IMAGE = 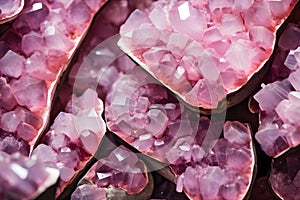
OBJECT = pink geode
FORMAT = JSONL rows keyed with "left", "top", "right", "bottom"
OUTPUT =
{"left": 0, "top": 0, "right": 107, "bottom": 156}
{"left": 71, "top": 145, "right": 149, "bottom": 200}
{"left": 106, "top": 66, "right": 255, "bottom": 200}
{"left": 118, "top": 0, "right": 297, "bottom": 109}
{"left": 0, "top": 151, "right": 59, "bottom": 199}
{"left": 0, "top": 0, "right": 24, "bottom": 24}
{"left": 32, "top": 89, "right": 106, "bottom": 195}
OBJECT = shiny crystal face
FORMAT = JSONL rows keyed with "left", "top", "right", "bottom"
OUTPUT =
{"left": 0, "top": 0, "right": 300, "bottom": 200}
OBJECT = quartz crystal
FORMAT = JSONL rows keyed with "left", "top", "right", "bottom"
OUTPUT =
{"left": 106, "top": 66, "right": 255, "bottom": 199}
{"left": 269, "top": 149, "right": 300, "bottom": 200}
{"left": 0, "top": 151, "right": 59, "bottom": 199}
{"left": 32, "top": 89, "right": 106, "bottom": 195}
{"left": 1, "top": 0, "right": 300, "bottom": 199}
{"left": 254, "top": 27, "right": 300, "bottom": 157}
{"left": 118, "top": 0, "right": 296, "bottom": 109}
{"left": 71, "top": 145, "right": 149, "bottom": 199}
{"left": 0, "top": 0, "right": 24, "bottom": 24}
{"left": 0, "top": 0, "right": 107, "bottom": 158}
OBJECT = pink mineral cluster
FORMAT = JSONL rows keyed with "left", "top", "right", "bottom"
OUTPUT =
{"left": 118, "top": 0, "right": 296, "bottom": 109}
{"left": 32, "top": 89, "right": 106, "bottom": 194}
{"left": 254, "top": 29, "right": 300, "bottom": 157}
{"left": 106, "top": 66, "right": 255, "bottom": 199}
{"left": 0, "top": 0, "right": 107, "bottom": 157}
{"left": 0, "top": 0, "right": 24, "bottom": 24}
{"left": 269, "top": 149, "right": 300, "bottom": 200}
{"left": 0, "top": 151, "right": 59, "bottom": 199}
{"left": 71, "top": 146, "right": 149, "bottom": 200}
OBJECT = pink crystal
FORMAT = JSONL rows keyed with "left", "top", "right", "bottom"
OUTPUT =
{"left": 249, "top": 26, "right": 274, "bottom": 50}
{"left": 80, "top": 130, "right": 99, "bottom": 155}
{"left": 11, "top": 76, "right": 47, "bottom": 112}
{"left": 0, "top": 50, "right": 24, "bottom": 78}
{"left": 24, "top": 52, "right": 56, "bottom": 81}
{"left": 67, "top": 2, "right": 91, "bottom": 27}
{"left": 92, "top": 146, "right": 148, "bottom": 194}
{"left": 0, "top": 151, "right": 59, "bottom": 199}
{"left": 169, "top": 1, "right": 207, "bottom": 41}
{"left": 51, "top": 112, "right": 79, "bottom": 141}
{"left": 0, "top": 110, "right": 21, "bottom": 133}
{"left": 254, "top": 79, "right": 292, "bottom": 112}
{"left": 16, "top": 122, "right": 38, "bottom": 141}
{"left": 278, "top": 24, "right": 300, "bottom": 50}
{"left": 14, "top": 2, "right": 49, "bottom": 32}
{"left": 71, "top": 184, "right": 106, "bottom": 200}
{"left": 59, "top": 166, "right": 75, "bottom": 182}
{"left": 32, "top": 144, "right": 57, "bottom": 166}
{"left": 220, "top": 14, "right": 244, "bottom": 37}
{"left": 118, "top": 0, "right": 296, "bottom": 109}
{"left": 0, "top": 133, "right": 29, "bottom": 155}
{"left": 0, "top": 0, "right": 23, "bottom": 24}
{"left": 57, "top": 147, "right": 80, "bottom": 169}
{"left": 0, "top": 78, "right": 17, "bottom": 110}
{"left": 21, "top": 31, "right": 44, "bottom": 56}
{"left": 269, "top": 149, "right": 300, "bottom": 200}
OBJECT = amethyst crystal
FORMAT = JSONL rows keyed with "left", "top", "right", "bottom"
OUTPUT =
{"left": 1, "top": 0, "right": 300, "bottom": 199}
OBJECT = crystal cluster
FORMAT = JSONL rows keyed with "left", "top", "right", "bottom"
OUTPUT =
{"left": 32, "top": 89, "right": 106, "bottom": 193}
{"left": 0, "top": 151, "right": 59, "bottom": 199}
{"left": 254, "top": 25, "right": 300, "bottom": 157}
{"left": 0, "top": 0, "right": 24, "bottom": 24}
{"left": 0, "top": 0, "right": 106, "bottom": 156}
{"left": 67, "top": 0, "right": 151, "bottom": 100}
{"left": 71, "top": 145, "right": 149, "bottom": 199}
{"left": 269, "top": 149, "right": 300, "bottom": 200}
{"left": 71, "top": 184, "right": 106, "bottom": 200}
{"left": 172, "top": 121, "right": 254, "bottom": 200}
{"left": 106, "top": 66, "right": 255, "bottom": 199}
{"left": 106, "top": 67, "right": 190, "bottom": 161}
{"left": 118, "top": 0, "right": 296, "bottom": 109}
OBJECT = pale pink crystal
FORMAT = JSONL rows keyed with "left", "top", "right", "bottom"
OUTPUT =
{"left": 33, "top": 89, "right": 106, "bottom": 194}
{"left": 0, "top": 0, "right": 24, "bottom": 24}
{"left": 0, "top": 151, "right": 59, "bottom": 199}
{"left": 119, "top": 0, "right": 296, "bottom": 109}
{"left": 255, "top": 61, "right": 300, "bottom": 157}
{"left": 92, "top": 146, "right": 148, "bottom": 194}
{"left": 71, "top": 184, "right": 107, "bottom": 200}
{"left": 11, "top": 76, "right": 47, "bottom": 112}
{"left": 0, "top": 0, "right": 108, "bottom": 156}
{"left": 0, "top": 78, "right": 17, "bottom": 110}
{"left": 0, "top": 50, "right": 24, "bottom": 78}
{"left": 21, "top": 31, "right": 44, "bottom": 56}
{"left": 106, "top": 63, "right": 255, "bottom": 199}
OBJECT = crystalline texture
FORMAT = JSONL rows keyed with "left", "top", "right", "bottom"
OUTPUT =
{"left": 118, "top": 0, "right": 296, "bottom": 109}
